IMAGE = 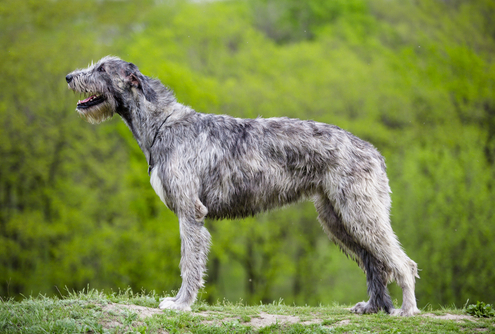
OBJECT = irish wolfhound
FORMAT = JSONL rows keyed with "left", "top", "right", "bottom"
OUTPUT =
{"left": 66, "top": 56, "right": 420, "bottom": 316}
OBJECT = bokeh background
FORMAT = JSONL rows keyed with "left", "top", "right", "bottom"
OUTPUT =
{"left": 1, "top": 0, "right": 494, "bottom": 309}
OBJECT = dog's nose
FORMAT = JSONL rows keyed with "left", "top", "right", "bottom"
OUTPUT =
{"left": 65, "top": 74, "right": 73, "bottom": 83}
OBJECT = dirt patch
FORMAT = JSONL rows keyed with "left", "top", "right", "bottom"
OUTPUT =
{"left": 100, "top": 320, "right": 122, "bottom": 329}
{"left": 95, "top": 305, "right": 370, "bottom": 330}
{"left": 197, "top": 311, "right": 238, "bottom": 327}
{"left": 249, "top": 311, "right": 300, "bottom": 328}
{"left": 101, "top": 303, "right": 163, "bottom": 319}
{"left": 421, "top": 313, "right": 474, "bottom": 321}
{"left": 334, "top": 319, "right": 351, "bottom": 326}
{"left": 99, "top": 303, "right": 168, "bottom": 333}
{"left": 97, "top": 304, "right": 482, "bottom": 331}
{"left": 197, "top": 310, "right": 328, "bottom": 328}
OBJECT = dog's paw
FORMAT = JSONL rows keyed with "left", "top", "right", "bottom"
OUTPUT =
{"left": 390, "top": 307, "right": 421, "bottom": 317}
{"left": 350, "top": 301, "right": 384, "bottom": 314}
{"left": 350, "top": 301, "right": 369, "bottom": 314}
{"left": 159, "top": 297, "right": 192, "bottom": 311}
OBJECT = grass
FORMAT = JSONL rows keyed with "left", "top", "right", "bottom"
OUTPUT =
{"left": 1, "top": 288, "right": 494, "bottom": 333}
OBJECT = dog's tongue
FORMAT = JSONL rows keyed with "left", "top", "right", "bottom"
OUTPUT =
{"left": 78, "top": 95, "right": 97, "bottom": 104}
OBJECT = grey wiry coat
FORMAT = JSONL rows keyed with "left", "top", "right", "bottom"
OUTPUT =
{"left": 66, "top": 56, "right": 420, "bottom": 316}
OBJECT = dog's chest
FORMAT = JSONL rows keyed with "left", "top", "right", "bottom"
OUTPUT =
{"left": 150, "top": 168, "right": 172, "bottom": 209}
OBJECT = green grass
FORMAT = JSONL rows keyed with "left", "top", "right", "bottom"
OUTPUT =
{"left": 1, "top": 289, "right": 493, "bottom": 333}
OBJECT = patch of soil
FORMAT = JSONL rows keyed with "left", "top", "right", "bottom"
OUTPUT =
{"left": 333, "top": 319, "right": 351, "bottom": 326}
{"left": 100, "top": 320, "right": 122, "bottom": 329}
{"left": 249, "top": 312, "right": 301, "bottom": 328}
{"left": 99, "top": 304, "right": 168, "bottom": 333}
{"left": 421, "top": 313, "right": 474, "bottom": 321}
{"left": 197, "top": 311, "right": 352, "bottom": 328}
{"left": 98, "top": 303, "right": 483, "bottom": 331}
{"left": 101, "top": 303, "right": 163, "bottom": 319}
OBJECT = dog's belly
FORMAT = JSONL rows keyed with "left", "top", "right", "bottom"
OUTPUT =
{"left": 199, "top": 172, "right": 316, "bottom": 220}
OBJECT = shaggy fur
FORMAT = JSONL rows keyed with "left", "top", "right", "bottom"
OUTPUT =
{"left": 66, "top": 56, "right": 420, "bottom": 316}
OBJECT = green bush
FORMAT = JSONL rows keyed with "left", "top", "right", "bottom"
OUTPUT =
{"left": 466, "top": 301, "right": 495, "bottom": 318}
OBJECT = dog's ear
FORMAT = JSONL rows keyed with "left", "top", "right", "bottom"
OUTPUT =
{"left": 124, "top": 63, "right": 157, "bottom": 103}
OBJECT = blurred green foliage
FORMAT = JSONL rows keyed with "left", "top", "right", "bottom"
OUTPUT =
{"left": 1, "top": 0, "right": 494, "bottom": 309}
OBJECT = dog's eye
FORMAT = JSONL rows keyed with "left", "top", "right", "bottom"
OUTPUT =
{"left": 97, "top": 65, "right": 105, "bottom": 73}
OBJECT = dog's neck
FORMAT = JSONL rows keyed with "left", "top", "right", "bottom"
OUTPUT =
{"left": 116, "top": 98, "right": 195, "bottom": 174}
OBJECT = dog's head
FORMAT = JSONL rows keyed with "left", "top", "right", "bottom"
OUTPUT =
{"left": 66, "top": 56, "right": 157, "bottom": 124}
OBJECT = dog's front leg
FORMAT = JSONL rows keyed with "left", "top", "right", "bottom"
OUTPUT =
{"left": 159, "top": 213, "right": 211, "bottom": 311}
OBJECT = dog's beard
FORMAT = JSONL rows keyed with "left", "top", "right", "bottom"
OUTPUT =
{"left": 76, "top": 100, "right": 114, "bottom": 124}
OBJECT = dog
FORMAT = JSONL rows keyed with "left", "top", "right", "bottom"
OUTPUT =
{"left": 66, "top": 56, "right": 420, "bottom": 315}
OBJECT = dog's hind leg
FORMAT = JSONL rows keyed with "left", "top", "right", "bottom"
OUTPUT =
{"left": 331, "top": 178, "right": 420, "bottom": 317}
{"left": 314, "top": 194, "right": 395, "bottom": 314}
{"left": 315, "top": 183, "right": 420, "bottom": 316}
{"left": 159, "top": 200, "right": 211, "bottom": 311}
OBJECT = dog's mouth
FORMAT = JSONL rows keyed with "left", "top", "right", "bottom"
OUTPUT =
{"left": 76, "top": 94, "right": 106, "bottom": 109}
